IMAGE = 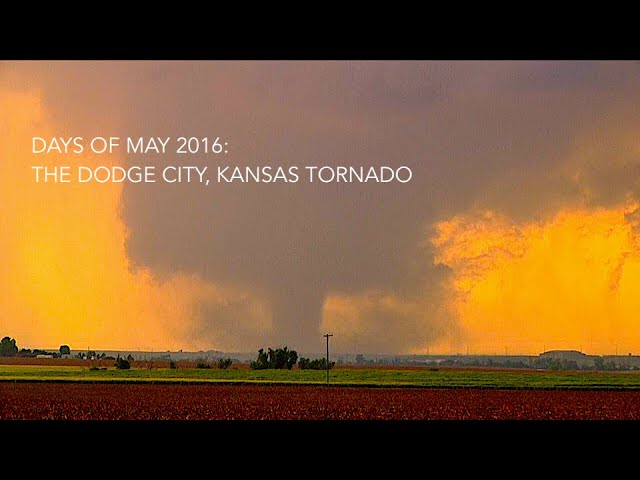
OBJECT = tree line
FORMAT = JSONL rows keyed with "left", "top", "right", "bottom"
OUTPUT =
{"left": 0, "top": 336, "right": 100, "bottom": 359}
{"left": 249, "top": 346, "right": 334, "bottom": 370}
{"left": 2, "top": 337, "right": 333, "bottom": 371}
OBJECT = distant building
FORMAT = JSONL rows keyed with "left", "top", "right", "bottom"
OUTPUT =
{"left": 35, "top": 354, "right": 54, "bottom": 359}
{"left": 539, "top": 350, "right": 597, "bottom": 368}
{"left": 540, "top": 350, "right": 586, "bottom": 360}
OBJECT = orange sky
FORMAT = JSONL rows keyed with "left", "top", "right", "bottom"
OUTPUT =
{"left": 0, "top": 88, "right": 269, "bottom": 351}
{"left": 430, "top": 205, "right": 640, "bottom": 355}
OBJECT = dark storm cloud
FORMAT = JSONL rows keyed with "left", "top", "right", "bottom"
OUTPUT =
{"left": 7, "top": 61, "right": 640, "bottom": 352}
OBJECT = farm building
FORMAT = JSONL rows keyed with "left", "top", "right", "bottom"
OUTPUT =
{"left": 539, "top": 350, "right": 597, "bottom": 368}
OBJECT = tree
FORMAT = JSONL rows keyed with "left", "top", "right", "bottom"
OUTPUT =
{"left": 217, "top": 358, "right": 233, "bottom": 369}
{"left": 285, "top": 348, "right": 298, "bottom": 370}
{"left": 299, "top": 357, "right": 335, "bottom": 370}
{"left": 59, "top": 345, "right": 71, "bottom": 355}
{"left": 298, "top": 357, "right": 310, "bottom": 369}
{"left": 196, "top": 360, "right": 211, "bottom": 369}
{"left": 115, "top": 357, "right": 130, "bottom": 369}
{"left": 250, "top": 348, "right": 270, "bottom": 370}
{"left": 250, "top": 347, "right": 298, "bottom": 370}
{"left": 0, "top": 337, "right": 18, "bottom": 357}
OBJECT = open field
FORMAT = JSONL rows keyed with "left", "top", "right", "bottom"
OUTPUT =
{"left": 3, "top": 364, "right": 640, "bottom": 389}
{"left": 2, "top": 383, "right": 640, "bottom": 420}
{"left": 4, "top": 363, "right": 640, "bottom": 420}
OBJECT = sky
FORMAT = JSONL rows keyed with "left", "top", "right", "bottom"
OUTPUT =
{"left": 1, "top": 61, "right": 640, "bottom": 354}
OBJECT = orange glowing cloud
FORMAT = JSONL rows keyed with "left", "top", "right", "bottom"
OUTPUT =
{"left": 0, "top": 89, "right": 269, "bottom": 351}
{"left": 432, "top": 204, "right": 640, "bottom": 355}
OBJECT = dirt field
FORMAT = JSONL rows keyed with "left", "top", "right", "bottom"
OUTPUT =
{"left": 2, "top": 383, "right": 639, "bottom": 420}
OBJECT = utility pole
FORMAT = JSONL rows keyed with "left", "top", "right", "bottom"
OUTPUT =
{"left": 323, "top": 333, "right": 333, "bottom": 385}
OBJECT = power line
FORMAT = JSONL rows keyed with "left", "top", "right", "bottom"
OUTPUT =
{"left": 323, "top": 333, "right": 333, "bottom": 385}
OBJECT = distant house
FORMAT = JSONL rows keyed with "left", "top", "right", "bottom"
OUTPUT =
{"left": 35, "top": 354, "right": 54, "bottom": 359}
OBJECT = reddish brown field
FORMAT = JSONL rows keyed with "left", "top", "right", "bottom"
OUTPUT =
{"left": 1, "top": 383, "right": 639, "bottom": 420}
